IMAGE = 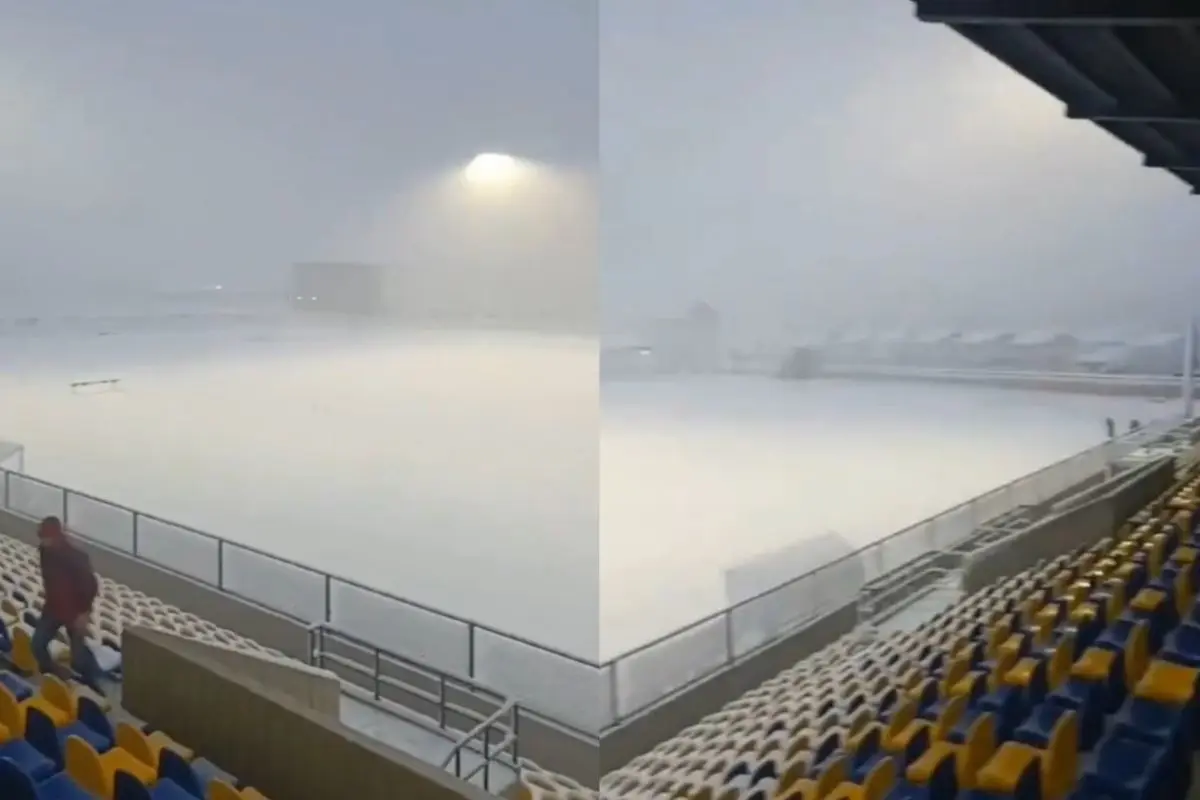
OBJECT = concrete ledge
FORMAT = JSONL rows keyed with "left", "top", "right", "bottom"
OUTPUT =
{"left": 128, "top": 626, "right": 340, "bottom": 718}
{"left": 121, "top": 626, "right": 496, "bottom": 800}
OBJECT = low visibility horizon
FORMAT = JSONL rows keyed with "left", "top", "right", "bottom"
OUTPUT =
{"left": 1, "top": 1, "right": 1194, "bottom": 335}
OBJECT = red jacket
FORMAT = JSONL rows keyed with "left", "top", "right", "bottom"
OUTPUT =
{"left": 38, "top": 518, "right": 97, "bottom": 621}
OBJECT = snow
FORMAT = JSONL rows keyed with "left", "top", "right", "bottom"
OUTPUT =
{"left": 0, "top": 325, "right": 1173, "bottom": 679}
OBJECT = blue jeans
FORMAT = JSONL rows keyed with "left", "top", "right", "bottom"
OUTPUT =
{"left": 32, "top": 613, "right": 102, "bottom": 686}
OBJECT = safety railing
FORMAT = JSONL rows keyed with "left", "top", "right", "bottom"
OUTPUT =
{"left": 442, "top": 701, "right": 520, "bottom": 790}
{"left": 306, "top": 623, "right": 518, "bottom": 792}
{"left": 0, "top": 416, "right": 1187, "bottom": 736}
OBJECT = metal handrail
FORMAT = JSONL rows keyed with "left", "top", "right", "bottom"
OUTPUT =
{"left": 307, "top": 622, "right": 519, "bottom": 790}
{"left": 441, "top": 699, "right": 520, "bottom": 792}
{"left": 0, "top": 416, "right": 1187, "bottom": 733}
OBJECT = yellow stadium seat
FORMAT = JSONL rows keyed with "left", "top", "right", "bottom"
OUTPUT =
{"left": 10, "top": 627, "right": 38, "bottom": 675}
{"left": 985, "top": 620, "right": 1012, "bottom": 659}
{"left": 812, "top": 753, "right": 850, "bottom": 796}
{"left": 37, "top": 674, "right": 79, "bottom": 719}
{"left": 1046, "top": 633, "right": 1075, "bottom": 690}
{"left": 908, "top": 712, "right": 995, "bottom": 791}
{"left": 1130, "top": 588, "right": 1167, "bottom": 616}
{"left": 208, "top": 781, "right": 244, "bottom": 800}
{"left": 1174, "top": 545, "right": 1199, "bottom": 565}
{"left": 115, "top": 722, "right": 194, "bottom": 769}
{"left": 775, "top": 780, "right": 816, "bottom": 800}
{"left": 988, "top": 649, "right": 1019, "bottom": 692}
{"left": 65, "top": 734, "right": 157, "bottom": 798}
{"left": 0, "top": 683, "right": 66, "bottom": 737}
{"left": 930, "top": 695, "right": 967, "bottom": 741}
{"left": 1134, "top": 659, "right": 1200, "bottom": 707}
{"left": 828, "top": 757, "right": 895, "bottom": 800}
{"left": 976, "top": 744, "right": 1041, "bottom": 798}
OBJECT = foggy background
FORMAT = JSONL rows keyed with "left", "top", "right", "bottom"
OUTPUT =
{"left": 0, "top": 0, "right": 596, "bottom": 331}
{"left": 600, "top": 0, "right": 1197, "bottom": 338}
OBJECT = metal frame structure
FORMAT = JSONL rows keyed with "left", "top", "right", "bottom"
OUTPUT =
{"left": 914, "top": 0, "right": 1200, "bottom": 194}
{"left": 305, "top": 623, "right": 519, "bottom": 792}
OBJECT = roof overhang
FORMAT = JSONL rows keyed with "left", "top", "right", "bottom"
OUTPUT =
{"left": 913, "top": 0, "right": 1200, "bottom": 194}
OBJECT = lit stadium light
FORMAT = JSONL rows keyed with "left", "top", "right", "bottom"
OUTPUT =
{"left": 463, "top": 153, "right": 523, "bottom": 187}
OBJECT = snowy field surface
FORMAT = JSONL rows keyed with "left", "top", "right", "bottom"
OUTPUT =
{"left": 0, "top": 325, "right": 1173, "bottom": 673}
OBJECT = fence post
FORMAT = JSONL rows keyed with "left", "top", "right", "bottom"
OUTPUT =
{"left": 608, "top": 663, "right": 620, "bottom": 726}
{"left": 467, "top": 622, "right": 477, "bottom": 677}
{"left": 216, "top": 539, "right": 225, "bottom": 588}
{"left": 61, "top": 489, "right": 68, "bottom": 526}
{"left": 132, "top": 513, "right": 140, "bottom": 555}
{"left": 724, "top": 611, "right": 735, "bottom": 665}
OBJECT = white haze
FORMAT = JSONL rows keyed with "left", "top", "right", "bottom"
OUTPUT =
{"left": 0, "top": 330, "right": 1175, "bottom": 660}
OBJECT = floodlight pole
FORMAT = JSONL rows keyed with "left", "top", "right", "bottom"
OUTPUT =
{"left": 1184, "top": 316, "right": 1196, "bottom": 419}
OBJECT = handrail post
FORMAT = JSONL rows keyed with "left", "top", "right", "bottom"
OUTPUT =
{"left": 511, "top": 703, "right": 520, "bottom": 762}
{"left": 132, "top": 513, "right": 140, "bottom": 556}
{"left": 3, "top": 470, "right": 8, "bottom": 509}
{"left": 481, "top": 724, "right": 491, "bottom": 791}
{"left": 61, "top": 489, "right": 68, "bottom": 527}
{"left": 438, "top": 675, "right": 447, "bottom": 728}
{"left": 467, "top": 622, "right": 476, "bottom": 677}
{"left": 324, "top": 574, "right": 333, "bottom": 623}
{"left": 724, "top": 611, "right": 735, "bottom": 665}
{"left": 372, "top": 647, "right": 382, "bottom": 701}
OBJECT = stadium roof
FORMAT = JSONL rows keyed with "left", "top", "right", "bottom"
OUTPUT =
{"left": 913, "top": 1, "right": 1200, "bottom": 195}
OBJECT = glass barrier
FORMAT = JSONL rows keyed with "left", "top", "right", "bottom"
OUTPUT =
{"left": 0, "top": 417, "right": 1183, "bottom": 735}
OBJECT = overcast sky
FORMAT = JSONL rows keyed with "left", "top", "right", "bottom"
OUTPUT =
{"left": 601, "top": 0, "right": 1197, "bottom": 336}
{"left": 2, "top": 1, "right": 1196, "bottom": 333}
{"left": 0, "top": 0, "right": 595, "bottom": 314}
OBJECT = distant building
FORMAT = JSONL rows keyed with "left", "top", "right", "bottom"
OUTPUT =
{"left": 291, "top": 262, "right": 386, "bottom": 316}
{"left": 1008, "top": 331, "right": 1079, "bottom": 371}
{"left": 1077, "top": 333, "right": 1185, "bottom": 375}
{"left": 823, "top": 329, "right": 874, "bottom": 364}
{"left": 872, "top": 330, "right": 912, "bottom": 363}
{"left": 957, "top": 330, "right": 1016, "bottom": 367}
{"left": 646, "top": 302, "right": 722, "bottom": 373}
{"left": 899, "top": 329, "right": 961, "bottom": 366}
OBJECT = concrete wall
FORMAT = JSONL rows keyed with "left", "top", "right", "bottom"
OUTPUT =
{"left": 121, "top": 627, "right": 497, "bottom": 800}
{"left": 133, "top": 626, "right": 341, "bottom": 717}
{"left": 962, "top": 457, "right": 1176, "bottom": 594}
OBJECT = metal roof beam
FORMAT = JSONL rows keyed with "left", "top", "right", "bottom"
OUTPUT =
{"left": 916, "top": 0, "right": 1200, "bottom": 25}
{"left": 1067, "top": 104, "right": 1200, "bottom": 123}
{"left": 1144, "top": 157, "right": 1200, "bottom": 171}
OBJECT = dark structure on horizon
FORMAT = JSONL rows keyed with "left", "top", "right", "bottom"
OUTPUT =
{"left": 290, "top": 262, "right": 386, "bottom": 316}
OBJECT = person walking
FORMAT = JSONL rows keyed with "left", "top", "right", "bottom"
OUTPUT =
{"left": 33, "top": 516, "right": 104, "bottom": 689}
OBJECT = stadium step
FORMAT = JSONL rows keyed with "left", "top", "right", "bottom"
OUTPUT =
{"left": 339, "top": 692, "right": 518, "bottom": 793}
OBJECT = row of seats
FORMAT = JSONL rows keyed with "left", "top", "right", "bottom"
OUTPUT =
{"left": 0, "top": 530, "right": 293, "bottom": 797}
{"left": 0, "top": 635, "right": 271, "bottom": 798}
{"left": 0, "top": 536, "right": 281, "bottom": 674}
{"left": 518, "top": 463, "right": 1200, "bottom": 799}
